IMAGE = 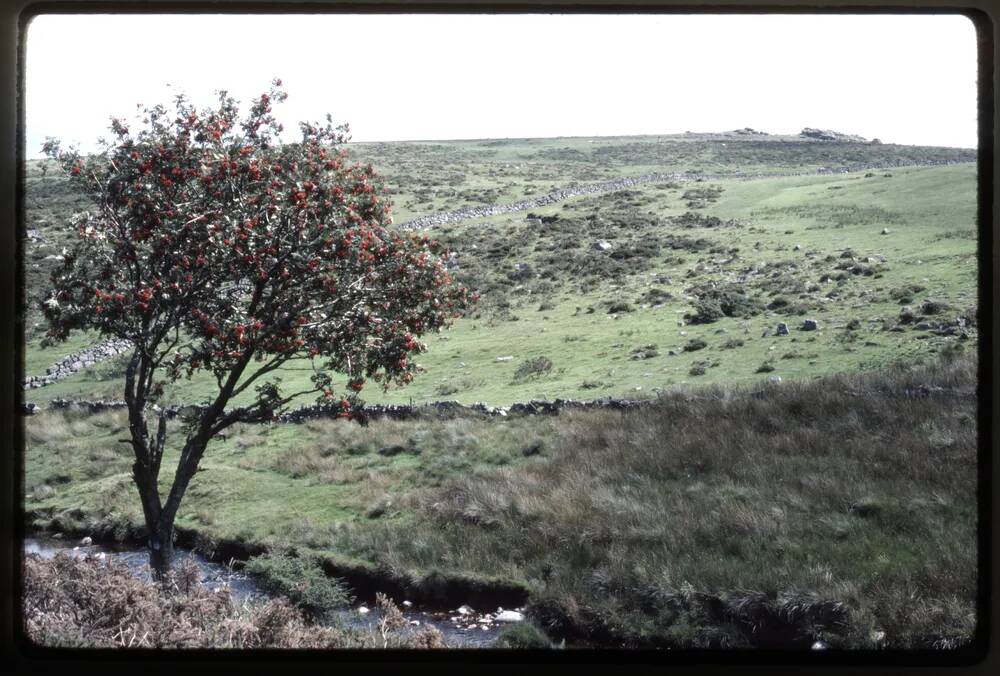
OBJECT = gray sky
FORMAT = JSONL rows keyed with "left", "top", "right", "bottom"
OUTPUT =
{"left": 25, "top": 13, "right": 978, "bottom": 156}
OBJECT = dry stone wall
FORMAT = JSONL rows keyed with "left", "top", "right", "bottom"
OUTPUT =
{"left": 23, "top": 339, "right": 132, "bottom": 389}
{"left": 26, "top": 395, "right": 649, "bottom": 421}
{"left": 397, "top": 158, "right": 975, "bottom": 231}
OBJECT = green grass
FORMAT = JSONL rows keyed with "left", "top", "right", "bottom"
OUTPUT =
{"left": 26, "top": 163, "right": 972, "bottom": 409}
{"left": 24, "top": 354, "right": 978, "bottom": 648}
{"left": 27, "top": 166, "right": 977, "bottom": 405}
{"left": 22, "top": 136, "right": 976, "bottom": 408}
{"left": 25, "top": 407, "right": 560, "bottom": 545}
{"left": 21, "top": 133, "right": 980, "bottom": 649}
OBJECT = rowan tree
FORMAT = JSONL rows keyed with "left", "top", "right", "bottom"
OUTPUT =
{"left": 39, "top": 80, "right": 472, "bottom": 577}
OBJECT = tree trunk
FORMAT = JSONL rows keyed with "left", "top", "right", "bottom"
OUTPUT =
{"left": 147, "top": 518, "right": 175, "bottom": 580}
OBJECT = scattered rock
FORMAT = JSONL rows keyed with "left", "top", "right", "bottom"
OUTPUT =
{"left": 801, "top": 319, "right": 820, "bottom": 331}
{"left": 593, "top": 240, "right": 613, "bottom": 252}
{"left": 495, "top": 610, "right": 525, "bottom": 623}
{"left": 776, "top": 322, "right": 789, "bottom": 336}
{"left": 80, "top": 536, "right": 92, "bottom": 546}
{"left": 496, "top": 356, "right": 514, "bottom": 362}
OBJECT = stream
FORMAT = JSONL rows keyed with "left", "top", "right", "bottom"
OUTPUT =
{"left": 23, "top": 534, "right": 515, "bottom": 648}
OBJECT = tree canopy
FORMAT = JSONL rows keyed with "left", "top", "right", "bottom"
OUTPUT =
{"left": 39, "top": 79, "right": 473, "bottom": 575}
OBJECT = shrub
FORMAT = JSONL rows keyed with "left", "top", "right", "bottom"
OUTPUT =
{"left": 494, "top": 622, "right": 552, "bottom": 649}
{"left": 521, "top": 441, "right": 545, "bottom": 457}
{"left": 683, "top": 339, "right": 708, "bottom": 352}
{"left": 636, "top": 287, "right": 674, "bottom": 305}
{"left": 513, "top": 356, "right": 553, "bottom": 381}
{"left": 435, "top": 382, "right": 461, "bottom": 396}
{"left": 631, "top": 344, "right": 660, "bottom": 359}
{"left": 685, "top": 284, "right": 762, "bottom": 324}
{"left": 608, "top": 301, "right": 634, "bottom": 314}
{"left": 921, "top": 299, "right": 952, "bottom": 316}
{"left": 244, "top": 553, "right": 352, "bottom": 622}
{"left": 674, "top": 211, "right": 724, "bottom": 228}
{"left": 686, "top": 298, "right": 725, "bottom": 324}
{"left": 889, "top": 284, "right": 926, "bottom": 304}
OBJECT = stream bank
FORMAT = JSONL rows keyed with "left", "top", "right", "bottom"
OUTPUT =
{"left": 22, "top": 532, "right": 528, "bottom": 648}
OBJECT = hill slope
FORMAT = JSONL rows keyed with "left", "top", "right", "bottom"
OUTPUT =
{"left": 21, "top": 134, "right": 977, "bottom": 408}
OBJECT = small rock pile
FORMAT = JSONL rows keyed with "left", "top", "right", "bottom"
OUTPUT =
{"left": 442, "top": 604, "right": 526, "bottom": 633}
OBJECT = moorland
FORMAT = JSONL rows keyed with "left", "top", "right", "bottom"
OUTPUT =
{"left": 21, "top": 130, "right": 979, "bottom": 649}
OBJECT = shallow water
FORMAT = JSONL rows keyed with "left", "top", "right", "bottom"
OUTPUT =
{"left": 23, "top": 534, "right": 510, "bottom": 648}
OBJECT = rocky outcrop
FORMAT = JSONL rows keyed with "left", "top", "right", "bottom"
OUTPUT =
{"left": 799, "top": 128, "right": 868, "bottom": 143}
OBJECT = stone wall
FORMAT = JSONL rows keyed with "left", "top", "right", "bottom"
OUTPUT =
{"left": 27, "top": 395, "right": 651, "bottom": 422}
{"left": 23, "top": 339, "right": 132, "bottom": 389}
{"left": 396, "top": 158, "right": 976, "bottom": 231}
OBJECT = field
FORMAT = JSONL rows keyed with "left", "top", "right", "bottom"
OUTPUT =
{"left": 20, "top": 131, "right": 980, "bottom": 649}
{"left": 22, "top": 134, "right": 977, "bottom": 407}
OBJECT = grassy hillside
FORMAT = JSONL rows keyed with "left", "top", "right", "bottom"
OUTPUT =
{"left": 22, "top": 156, "right": 977, "bottom": 408}
{"left": 25, "top": 355, "right": 978, "bottom": 648}
{"left": 20, "top": 132, "right": 981, "bottom": 649}
{"left": 345, "top": 133, "right": 974, "bottom": 224}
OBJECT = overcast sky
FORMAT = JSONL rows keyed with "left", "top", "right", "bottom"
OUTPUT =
{"left": 24, "top": 13, "right": 978, "bottom": 156}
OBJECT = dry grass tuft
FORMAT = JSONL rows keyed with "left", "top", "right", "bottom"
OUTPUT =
{"left": 339, "top": 355, "right": 979, "bottom": 648}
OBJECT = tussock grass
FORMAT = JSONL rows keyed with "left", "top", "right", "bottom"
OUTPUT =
{"left": 23, "top": 356, "right": 978, "bottom": 649}
{"left": 335, "top": 356, "right": 978, "bottom": 648}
